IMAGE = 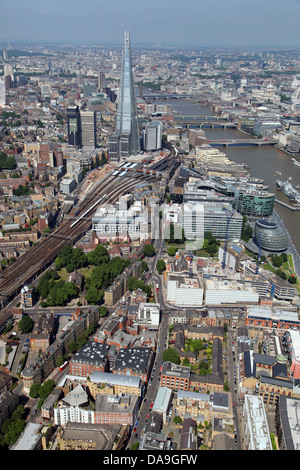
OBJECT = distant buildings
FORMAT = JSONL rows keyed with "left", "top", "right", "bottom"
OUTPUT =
{"left": 0, "top": 78, "right": 6, "bottom": 107}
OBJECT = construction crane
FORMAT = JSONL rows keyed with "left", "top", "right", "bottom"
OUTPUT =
{"left": 221, "top": 209, "right": 234, "bottom": 270}
{"left": 255, "top": 232, "right": 261, "bottom": 275}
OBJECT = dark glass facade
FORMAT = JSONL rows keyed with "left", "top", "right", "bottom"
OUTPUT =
{"left": 67, "top": 106, "right": 81, "bottom": 147}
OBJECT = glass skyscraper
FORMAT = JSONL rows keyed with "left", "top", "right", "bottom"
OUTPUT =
{"left": 109, "top": 31, "right": 140, "bottom": 162}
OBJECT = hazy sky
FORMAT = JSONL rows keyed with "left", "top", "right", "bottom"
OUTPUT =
{"left": 1, "top": 0, "right": 300, "bottom": 48}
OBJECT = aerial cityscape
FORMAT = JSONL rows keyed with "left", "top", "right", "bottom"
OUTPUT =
{"left": 0, "top": 0, "right": 300, "bottom": 454}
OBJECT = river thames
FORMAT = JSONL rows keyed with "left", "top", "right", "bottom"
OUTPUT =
{"left": 153, "top": 98, "right": 300, "bottom": 256}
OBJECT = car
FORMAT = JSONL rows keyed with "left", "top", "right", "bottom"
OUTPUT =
{"left": 146, "top": 414, "right": 149, "bottom": 418}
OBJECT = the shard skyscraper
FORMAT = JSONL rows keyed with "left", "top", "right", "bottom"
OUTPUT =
{"left": 109, "top": 31, "right": 140, "bottom": 162}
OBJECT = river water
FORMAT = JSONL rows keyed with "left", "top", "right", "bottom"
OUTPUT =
{"left": 153, "top": 98, "right": 300, "bottom": 255}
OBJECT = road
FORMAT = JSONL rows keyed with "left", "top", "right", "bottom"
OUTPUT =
{"left": 128, "top": 217, "right": 170, "bottom": 447}
{"left": 227, "top": 329, "right": 244, "bottom": 450}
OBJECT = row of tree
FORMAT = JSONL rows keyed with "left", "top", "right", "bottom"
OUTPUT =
{"left": 29, "top": 379, "right": 55, "bottom": 409}
{"left": 53, "top": 244, "right": 131, "bottom": 305}
{"left": 0, "top": 405, "right": 26, "bottom": 448}
{"left": 36, "top": 270, "right": 78, "bottom": 307}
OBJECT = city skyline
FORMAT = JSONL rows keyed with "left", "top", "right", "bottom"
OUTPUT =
{"left": 1, "top": 0, "right": 300, "bottom": 49}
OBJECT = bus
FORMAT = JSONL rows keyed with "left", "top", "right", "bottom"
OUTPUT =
{"left": 59, "top": 361, "right": 69, "bottom": 372}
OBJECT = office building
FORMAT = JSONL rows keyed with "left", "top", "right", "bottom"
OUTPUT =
{"left": 144, "top": 120, "right": 162, "bottom": 151}
{"left": 0, "top": 78, "right": 6, "bottom": 107}
{"left": 160, "top": 362, "right": 190, "bottom": 391}
{"left": 113, "top": 347, "right": 154, "bottom": 383}
{"left": 94, "top": 393, "right": 139, "bottom": 426}
{"left": 182, "top": 202, "right": 243, "bottom": 243}
{"left": 235, "top": 189, "right": 275, "bottom": 217}
{"left": 109, "top": 31, "right": 140, "bottom": 162}
{"left": 80, "top": 110, "right": 96, "bottom": 149}
{"left": 167, "top": 274, "right": 204, "bottom": 307}
{"left": 69, "top": 341, "right": 110, "bottom": 377}
{"left": 138, "top": 302, "right": 160, "bottom": 327}
{"left": 67, "top": 106, "right": 81, "bottom": 147}
{"left": 98, "top": 71, "right": 105, "bottom": 90}
{"left": 3, "top": 64, "right": 14, "bottom": 90}
{"left": 57, "top": 422, "right": 123, "bottom": 450}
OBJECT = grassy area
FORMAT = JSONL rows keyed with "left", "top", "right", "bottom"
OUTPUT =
{"left": 261, "top": 254, "right": 300, "bottom": 292}
{"left": 58, "top": 265, "right": 95, "bottom": 281}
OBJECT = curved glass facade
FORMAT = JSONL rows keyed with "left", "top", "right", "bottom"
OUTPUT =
{"left": 253, "top": 219, "right": 288, "bottom": 252}
{"left": 236, "top": 191, "right": 274, "bottom": 217}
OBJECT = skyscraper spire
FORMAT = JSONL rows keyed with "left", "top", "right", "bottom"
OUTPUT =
{"left": 109, "top": 30, "right": 140, "bottom": 162}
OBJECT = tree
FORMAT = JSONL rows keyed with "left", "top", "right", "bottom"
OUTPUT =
{"left": 29, "top": 383, "right": 41, "bottom": 399}
{"left": 272, "top": 255, "right": 283, "bottom": 268}
{"left": 167, "top": 246, "right": 178, "bottom": 256}
{"left": 143, "top": 244, "right": 155, "bottom": 257}
{"left": 162, "top": 347, "right": 180, "bottom": 365}
{"left": 156, "top": 259, "right": 166, "bottom": 274}
{"left": 87, "top": 244, "right": 110, "bottom": 266}
{"left": 18, "top": 315, "right": 34, "bottom": 333}
{"left": 241, "top": 216, "right": 253, "bottom": 242}
{"left": 173, "top": 416, "right": 182, "bottom": 425}
{"left": 85, "top": 286, "right": 102, "bottom": 304}
{"left": 99, "top": 306, "right": 107, "bottom": 317}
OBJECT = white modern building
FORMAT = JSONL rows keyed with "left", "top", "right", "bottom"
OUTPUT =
{"left": 59, "top": 177, "right": 77, "bottom": 194}
{"left": 181, "top": 202, "right": 242, "bottom": 244}
{"left": 0, "top": 78, "right": 6, "bottom": 107}
{"left": 144, "top": 120, "right": 162, "bottom": 151}
{"left": 204, "top": 279, "right": 259, "bottom": 305}
{"left": 167, "top": 275, "right": 204, "bottom": 307}
{"left": 54, "top": 384, "right": 94, "bottom": 426}
{"left": 243, "top": 394, "right": 272, "bottom": 450}
{"left": 80, "top": 110, "right": 97, "bottom": 149}
{"left": 152, "top": 387, "right": 172, "bottom": 423}
{"left": 138, "top": 302, "right": 160, "bottom": 327}
{"left": 92, "top": 202, "right": 149, "bottom": 241}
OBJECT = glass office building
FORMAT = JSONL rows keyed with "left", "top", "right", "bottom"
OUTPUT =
{"left": 236, "top": 189, "right": 275, "bottom": 217}
{"left": 109, "top": 31, "right": 140, "bottom": 162}
{"left": 67, "top": 106, "right": 81, "bottom": 147}
{"left": 253, "top": 219, "right": 288, "bottom": 252}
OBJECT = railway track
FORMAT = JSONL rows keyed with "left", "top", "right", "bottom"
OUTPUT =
{"left": 0, "top": 170, "right": 157, "bottom": 310}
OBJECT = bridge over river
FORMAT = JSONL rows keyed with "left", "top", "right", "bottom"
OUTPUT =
{"left": 208, "top": 139, "right": 277, "bottom": 147}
